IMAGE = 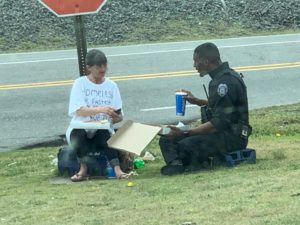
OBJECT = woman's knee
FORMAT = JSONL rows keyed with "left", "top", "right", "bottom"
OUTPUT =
{"left": 71, "top": 129, "right": 86, "bottom": 138}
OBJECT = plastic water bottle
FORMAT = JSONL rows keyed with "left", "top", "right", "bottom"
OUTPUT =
{"left": 106, "top": 162, "right": 116, "bottom": 179}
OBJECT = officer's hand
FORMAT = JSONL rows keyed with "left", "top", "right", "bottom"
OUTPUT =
{"left": 166, "top": 125, "right": 184, "bottom": 138}
{"left": 177, "top": 89, "right": 198, "bottom": 105}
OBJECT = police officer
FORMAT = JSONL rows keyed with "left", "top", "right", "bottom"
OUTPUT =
{"left": 159, "top": 42, "right": 251, "bottom": 175}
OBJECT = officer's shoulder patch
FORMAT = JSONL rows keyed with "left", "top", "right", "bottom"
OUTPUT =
{"left": 217, "top": 83, "right": 228, "bottom": 97}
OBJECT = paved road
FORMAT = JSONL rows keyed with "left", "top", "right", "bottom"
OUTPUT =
{"left": 1, "top": 33, "right": 300, "bottom": 151}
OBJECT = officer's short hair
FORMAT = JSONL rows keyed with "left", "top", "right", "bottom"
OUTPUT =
{"left": 86, "top": 49, "right": 107, "bottom": 66}
{"left": 194, "top": 43, "right": 220, "bottom": 64}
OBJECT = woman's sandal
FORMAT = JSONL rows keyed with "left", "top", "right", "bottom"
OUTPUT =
{"left": 71, "top": 173, "right": 89, "bottom": 182}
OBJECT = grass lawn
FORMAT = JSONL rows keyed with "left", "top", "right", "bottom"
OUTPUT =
{"left": 0, "top": 103, "right": 299, "bottom": 225}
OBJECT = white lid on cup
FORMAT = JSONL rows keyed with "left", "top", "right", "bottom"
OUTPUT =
{"left": 175, "top": 91, "right": 188, "bottom": 95}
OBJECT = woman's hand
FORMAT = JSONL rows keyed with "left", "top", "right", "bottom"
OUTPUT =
{"left": 76, "top": 106, "right": 121, "bottom": 118}
{"left": 99, "top": 107, "right": 119, "bottom": 118}
{"left": 100, "top": 107, "right": 123, "bottom": 124}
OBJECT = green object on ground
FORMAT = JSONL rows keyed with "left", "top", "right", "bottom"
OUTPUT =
{"left": 134, "top": 158, "right": 145, "bottom": 169}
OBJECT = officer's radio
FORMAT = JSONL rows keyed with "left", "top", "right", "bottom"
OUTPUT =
{"left": 231, "top": 121, "right": 252, "bottom": 139}
{"left": 201, "top": 84, "right": 212, "bottom": 123}
{"left": 201, "top": 105, "right": 212, "bottom": 123}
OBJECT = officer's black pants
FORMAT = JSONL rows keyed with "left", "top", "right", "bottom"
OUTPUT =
{"left": 159, "top": 133, "right": 224, "bottom": 166}
{"left": 70, "top": 129, "right": 120, "bottom": 167}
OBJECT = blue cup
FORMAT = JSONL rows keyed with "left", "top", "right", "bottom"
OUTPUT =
{"left": 175, "top": 92, "right": 187, "bottom": 116}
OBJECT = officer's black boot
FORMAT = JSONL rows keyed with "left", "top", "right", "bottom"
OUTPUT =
{"left": 160, "top": 159, "right": 185, "bottom": 176}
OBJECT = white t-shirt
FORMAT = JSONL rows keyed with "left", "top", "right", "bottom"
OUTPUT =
{"left": 68, "top": 76, "right": 122, "bottom": 122}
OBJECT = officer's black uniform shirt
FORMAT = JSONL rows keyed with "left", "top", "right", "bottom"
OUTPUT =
{"left": 208, "top": 62, "right": 249, "bottom": 139}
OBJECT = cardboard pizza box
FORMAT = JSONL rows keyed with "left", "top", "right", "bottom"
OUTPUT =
{"left": 107, "top": 120, "right": 161, "bottom": 156}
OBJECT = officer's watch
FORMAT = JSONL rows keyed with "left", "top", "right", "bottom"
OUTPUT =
{"left": 183, "top": 130, "right": 189, "bottom": 137}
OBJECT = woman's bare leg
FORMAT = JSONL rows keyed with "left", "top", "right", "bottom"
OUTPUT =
{"left": 71, "top": 163, "right": 88, "bottom": 181}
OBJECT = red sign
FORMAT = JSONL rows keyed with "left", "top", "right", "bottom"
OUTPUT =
{"left": 39, "top": 0, "right": 108, "bottom": 17}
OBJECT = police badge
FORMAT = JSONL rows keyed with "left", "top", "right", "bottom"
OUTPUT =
{"left": 217, "top": 83, "right": 228, "bottom": 97}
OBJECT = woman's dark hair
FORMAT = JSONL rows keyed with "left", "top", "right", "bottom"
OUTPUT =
{"left": 85, "top": 49, "right": 107, "bottom": 66}
{"left": 194, "top": 42, "right": 221, "bottom": 64}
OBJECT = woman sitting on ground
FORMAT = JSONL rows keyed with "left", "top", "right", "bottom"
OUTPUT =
{"left": 68, "top": 49, "right": 129, "bottom": 181}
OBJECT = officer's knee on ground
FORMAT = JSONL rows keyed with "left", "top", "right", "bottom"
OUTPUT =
{"left": 159, "top": 136, "right": 170, "bottom": 147}
{"left": 177, "top": 137, "right": 195, "bottom": 153}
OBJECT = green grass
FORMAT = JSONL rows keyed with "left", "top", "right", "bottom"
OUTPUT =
{"left": 123, "top": 19, "right": 298, "bottom": 44}
{"left": 0, "top": 103, "right": 299, "bottom": 225}
{"left": 3, "top": 18, "right": 300, "bottom": 53}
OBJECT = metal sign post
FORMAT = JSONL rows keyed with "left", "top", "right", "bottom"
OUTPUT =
{"left": 74, "top": 15, "right": 87, "bottom": 76}
{"left": 39, "top": 0, "right": 109, "bottom": 77}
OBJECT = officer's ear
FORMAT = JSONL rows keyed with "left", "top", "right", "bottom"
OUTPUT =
{"left": 203, "top": 59, "right": 210, "bottom": 68}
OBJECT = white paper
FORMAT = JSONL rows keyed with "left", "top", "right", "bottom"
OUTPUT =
{"left": 159, "top": 122, "right": 189, "bottom": 135}
{"left": 66, "top": 120, "right": 114, "bottom": 145}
